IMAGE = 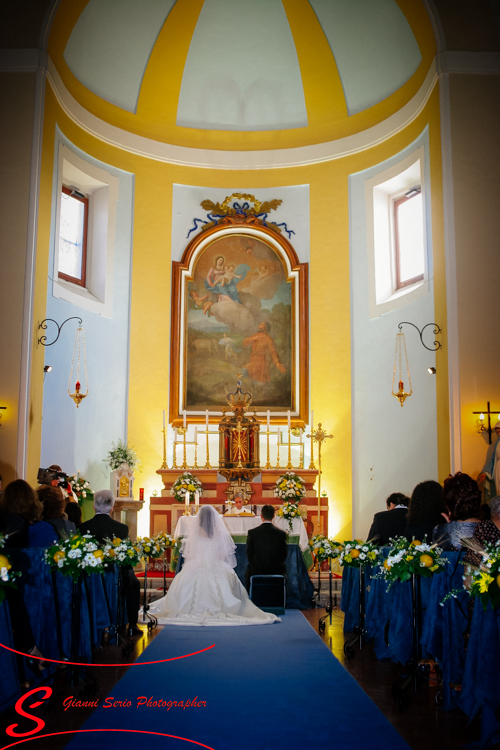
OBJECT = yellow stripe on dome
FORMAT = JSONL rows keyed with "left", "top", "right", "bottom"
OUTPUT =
{"left": 48, "top": 0, "right": 436, "bottom": 151}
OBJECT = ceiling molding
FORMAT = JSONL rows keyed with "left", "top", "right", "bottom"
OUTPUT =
{"left": 46, "top": 55, "right": 438, "bottom": 170}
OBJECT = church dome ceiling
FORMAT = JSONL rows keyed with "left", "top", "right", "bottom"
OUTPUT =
{"left": 48, "top": 0, "right": 435, "bottom": 152}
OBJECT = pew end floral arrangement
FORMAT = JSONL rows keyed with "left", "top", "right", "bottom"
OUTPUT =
{"left": 45, "top": 532, "right": 104, "bottom": 580}
{"left": 339, "top": 540, "right": 380, "bottom": 568}
{"left": 309, "top": 534, "right": 343, "bottom": 563}
{"left": 101, "top": 536, "right": 141, "bottom": 567}
{"left": 379, "top": 536, "right": 448, "bottom": 587}
{"left": 0, "top": 534, "right": 21, "bottom": 603}
{"left": 444, "top": 538, "right": 500, "bottom": 611}
{"left": 170, "top": 472, "right": 203, "bottom": 503}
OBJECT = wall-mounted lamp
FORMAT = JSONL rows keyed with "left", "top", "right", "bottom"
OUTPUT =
{"left": 38, "top": 317, "right": 82, "bottom": 347}
{"left": 0, "top": 406, "right": 6, "bottom": 427}
{"left": 472, "top": 402, "right": 500, "bottom": 444}
{"left": 398, "top": 322, "right": 442, "bottom": 351}
{"left": 427, "top": 367, "right": 436, "bottom": 375}
{"left": 44, "top": 365, "right": 53, "bottom": 373}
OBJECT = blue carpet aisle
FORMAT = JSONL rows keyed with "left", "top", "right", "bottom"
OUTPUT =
{"left": 64, "top": 611, "right": 412, "bottom": 750}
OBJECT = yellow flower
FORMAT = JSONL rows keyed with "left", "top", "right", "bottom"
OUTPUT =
{"left": 0, "top": 554, "right": 12, "bottom": 570}
{"left": 187, "top": 484, "right": 196, "bottom": 492}
{"left": 368, "top": 551, "right": 376, "bottom": 561}
{"left": 93, "top": 550, "right": 103, "bottom": 558}
{"left": 53, "top": 550, "right": 65, "bottom": 562}
{"left": 405, "top": 555, "right": 414, "bottom": 562}
{"left": 127, "top": 549, "right": 135, "bottom": 557}
{"left": 478, "top": 573, "right": 493, "bottom": 593}
{"left": 430, "top": 565, "right": 438, "bottom": 571}
{"left": 108, "top": 549, "right": 116, "bottom": 557}
{"left": 113, "top": 538, "right": 122, "bottom": 546}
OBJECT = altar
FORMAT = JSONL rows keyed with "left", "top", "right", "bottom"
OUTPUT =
{"left": 150, "top": 467, "right": 328, "bottom": 540}
{"left": 174, "top": 514, "right": 309, "bottom": 551}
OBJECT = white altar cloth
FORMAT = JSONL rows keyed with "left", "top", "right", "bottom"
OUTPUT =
{"left": 174, "top": 514, "right": 308, "bottom": 551}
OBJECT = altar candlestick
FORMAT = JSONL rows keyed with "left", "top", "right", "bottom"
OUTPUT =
{"left": 183, "top": 410, "right": 186, "bottom": 430}
{"left": 193, "top": 426, "right": 199, "bottom": 469}
{"left": 163, "top": 410, "right": 165, "bottom": 429}
{"left": 287, "top": 410, "right": 291, "bottom": 431}
{"left": 173, "top": 427, "right": 178, "bottom": 469}
{"left": 276, "top": 427, "right": 280, "bottom": 468}
{"left": 194, "top": 490, "right": 199, "bottom": 506}
{"left": 287, "top": 414, "right": 292, "bottom": 469}
{"left": 267, "top": 410, "right": 270, "bottom": 432}
{"left": 161, "top": 417, "right": 167, "bottom": 469}
{"left": 205, "top": 410, "right": 209, "bottom": 431}
{"left": 185, "top": 491, "right": 189, "bottom": 507}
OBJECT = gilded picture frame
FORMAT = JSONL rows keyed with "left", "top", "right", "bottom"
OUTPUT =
{"left": 169, "top": 218, "right": 308, "bottom": 426}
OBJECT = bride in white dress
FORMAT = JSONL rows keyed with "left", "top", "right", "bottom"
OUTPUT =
{"left": 147, "top": 505, "right": 279, "bottom": 626}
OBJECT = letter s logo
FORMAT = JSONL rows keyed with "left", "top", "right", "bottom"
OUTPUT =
{"left": 6, "top": 687, "right": 53, "bottom": 737}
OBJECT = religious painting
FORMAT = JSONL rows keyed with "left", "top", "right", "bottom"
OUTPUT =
{"left": 170, "top": 213, "right": 308, "bottom": 425}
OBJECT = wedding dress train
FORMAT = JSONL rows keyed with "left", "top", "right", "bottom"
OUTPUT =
{"left": 147, "top": 507, "right": 278, "bottom": 626}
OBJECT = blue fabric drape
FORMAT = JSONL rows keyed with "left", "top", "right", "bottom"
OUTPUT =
{"left": 421, "top": 550, "right": 468, "bottom": 710}
{"left": 0, "top": 600, "right": 21, "bottom": 712}
{"left": 460, "top": 599, "right": 500, "bottom": 749}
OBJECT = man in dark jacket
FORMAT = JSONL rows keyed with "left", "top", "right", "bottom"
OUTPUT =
{"left": 366, "top": 492, "right": 409, "bottom": 546}
{"left": 79, "top": 489, "right": 141, "bottom": 636}
{"left": 245, "top": 504, "right": 287, "bottom": 591}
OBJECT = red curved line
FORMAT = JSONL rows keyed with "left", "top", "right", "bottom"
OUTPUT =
{"left": 0, "top": 642, "right": 214, "bottom": 667}
{"left": 0, "top": 729, "right": 215, "bottom": 750}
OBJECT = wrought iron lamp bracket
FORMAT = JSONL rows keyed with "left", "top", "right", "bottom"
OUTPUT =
{"left": 398, "top": 322, "right": 442, "bottom": 352}
{"left": 38, "top": 317, "right": 83, "bottom": 347}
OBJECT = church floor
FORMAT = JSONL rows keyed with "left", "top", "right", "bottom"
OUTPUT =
{"left": 1, "top": 609, "right": 497, "bottom": 749}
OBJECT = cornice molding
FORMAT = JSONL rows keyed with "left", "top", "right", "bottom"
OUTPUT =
{"left": 45, "top": 56, "right": 439, "bottom": 170}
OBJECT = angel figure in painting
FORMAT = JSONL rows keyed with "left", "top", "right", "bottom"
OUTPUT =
{"left": 146, "top": 505, "right": 278, "bottom": 626}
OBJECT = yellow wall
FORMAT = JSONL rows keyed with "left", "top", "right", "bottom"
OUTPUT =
{"left": 32, "top": 74, "right": 448, "bottom": 537}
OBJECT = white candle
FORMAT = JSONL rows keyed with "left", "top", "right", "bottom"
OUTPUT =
{"left": 277, "top": 427, "right": 280, "bottom": 443}
{"left": 267, "top": 410, "right": 270, "bottom": 432}
{"left": 287, "top": 410, "right": 291, "bottom": 431}
{"left": 206, "top": 410, "right": 209, "bottom": 431}
{"left": 195, "top": 490, "right": 199, "bottom": 505}
{"left": 300, "top": 427, "right": 303, "bottom": 441}
{"left": 185, "top": 491, "right": 189, "bottom": 506}
{"left": 163, "top": 410, "right": 165, "bottom": 429}
{"left": 183, "top": 410, "right": 186, "bottom": 429}
{"left": 194, "top": 426, "right": 198, "bottom": 441}
{"left": 310, "top": 410, "right": 314, "bottom": 429}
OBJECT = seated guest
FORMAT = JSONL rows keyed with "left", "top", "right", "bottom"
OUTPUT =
{"left": 38, "top": 485, "right": 76, "bottom": 540}
{"left": 465, "top": 495, "right": 500, "bottom": 566}
{"left": 367, "top": 492, "right": 409, "bottom": 545}
{"left": 0, "top": 479, "right": 56, "bottom": 547}
{"left": 65, "top": 501, "right": 82, "bottom": 527}
{"left": 405, "top": 480, "right": 447, "bottom": 542}
{"left": 79, "top": 490, "right": 141, "bottom": 636}
{"left": 245, "top": 504, "right": 287, "bottom": 592}
{"left": 432, "top": 472, "right": 481, "bottom": 550}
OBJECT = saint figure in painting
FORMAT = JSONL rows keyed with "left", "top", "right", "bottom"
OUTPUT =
{"left": 242, "top": 322, "right": 286, "bottom": 384}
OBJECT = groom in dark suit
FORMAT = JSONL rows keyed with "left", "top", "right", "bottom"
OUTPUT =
{"left": 79, "top": 489, "right": 141, "bottom": 636}
{"left": 245, "top": 504, "right": 288, "bottom": 591}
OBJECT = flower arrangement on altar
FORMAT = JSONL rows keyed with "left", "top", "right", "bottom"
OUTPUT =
{"left": 105, "top": 439, "right": 141, "bottom": 472}
{"left": 339, "top": 540, "right": 380, "bottom": 569}
{"left": 170, "top": 472, "right": 203, "bottom": 503}
{"left": 277, "top": 501, "right": 303, "bottom": 532}
{"left": 274, "top": 471, "right": 306, "bottom": 502}
{"left": 0, "top": 534, "right": 20, "bottom": 603}
{"left": 45, "top": 533, "right": 104, "bottom": 580}
{"left": 69, "top": 472, "right": 93, "bottom": 506}
{"left": 378, "top": 536, "right": 448, "bottom": 587}
{"left": 101, "top": 536, "right": 141, "bottom": 567}
{"left": 309, "top": 534, "right": 343, "bottom": 563}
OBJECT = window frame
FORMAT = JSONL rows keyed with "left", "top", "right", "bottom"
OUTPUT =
{"left": 393, "top": 188, "right": 424, "bottom": 291}
{"left": 58, "top": 184, "right": 89, "bottom": 288}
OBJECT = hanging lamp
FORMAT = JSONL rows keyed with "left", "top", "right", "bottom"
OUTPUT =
{"left": 392, "top": 332, "right": 412, "bottom": 407}
{"left": 68, "top": 326, "right": 89, "bottom": 408}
